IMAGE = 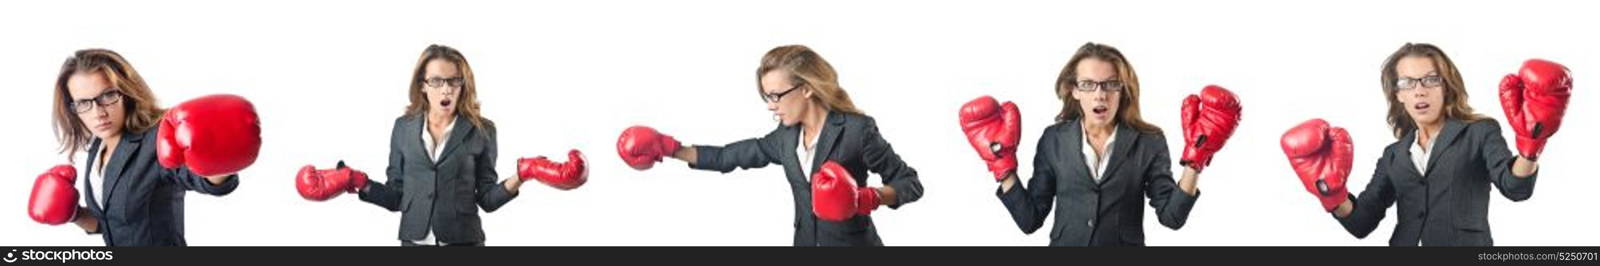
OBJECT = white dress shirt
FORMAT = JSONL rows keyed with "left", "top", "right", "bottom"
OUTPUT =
{"left": 1410, "top": 129, "right": 1441, "bottom": 175}
{"left": 1080, "top": 125, "right": 1118, "bottom": 182}
{"left": 796, "top": 129, "right": 819, "bottom": 177}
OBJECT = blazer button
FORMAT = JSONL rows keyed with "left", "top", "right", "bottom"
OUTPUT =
{"left": 1087, "top": 220, "right": 1094, "bottom": 227}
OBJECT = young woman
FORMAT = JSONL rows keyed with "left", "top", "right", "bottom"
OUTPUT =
{"left": 615, "top": 45, "right": 924, "bottom": 246}
{"left": 1315, "top": 43, "right": 1543, "bottom": 246}
{"left": 39, "top": 49, "right": 240, "bottom": 246}
{"left": 355, "top": 44, "right": 529, "bottom": 246}
{"left": 994, "top": 43, "right": 1201, "bottom": 246}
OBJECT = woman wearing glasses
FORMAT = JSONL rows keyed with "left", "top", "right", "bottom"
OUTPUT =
{"left": 351, "top": 44, "right": 530, "bottom": 246}
{"left": 615, "top": 44, "right": 924, "bottom": 246}
{"left": 1297, "top": 43, "right": 1547, "bottom": 246}
{"left": 994, "top": 43, "right": 1201, "bottom": 246}
{"left": 36, "top": 49, "right": 239, "bottom": 246}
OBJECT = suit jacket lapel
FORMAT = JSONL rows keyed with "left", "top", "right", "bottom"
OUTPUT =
{"left": 83, "top": 139, "right": 105, "bottom": 213}
{"left": 1395, "top": 131, "right": 1425, "bottom": 179}
{"left": 398, "top": 115, "right": 427, "bottom": 164}
{"left": 436, "top": 115, "right": 474, "bottom": 166}
{"left": 1423, "top": 119, "right": 1465, "bottom": 177}
{"left": 99, "top": 130, "right": 145, "bottom": 211}
{"left": 1062, "top": 120, "right": 1094, "bottom": 184}
{"left": 1098, "top": 122, "right": 1138, "bottom": 185}
{"left": 807, "top": 111, "right": 845, "bottom": 175}
{"left": 775, "top": 125, "right": 805, "bottom": 183}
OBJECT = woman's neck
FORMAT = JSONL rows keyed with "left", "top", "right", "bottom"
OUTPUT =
{"left": 99, "top": 132, "right": 123, "bottom": 162}
{"left": 800, "top": 105, "right": 828, "bottom": 148}
{"left": 1084, "top": 121, "right": 1115, "bottom": 139}
{"left": 1415, "top": 119, "right": 1444, "bottom": 149}
{"left": 427, "top": 110, "right": 455, "bottom": 128}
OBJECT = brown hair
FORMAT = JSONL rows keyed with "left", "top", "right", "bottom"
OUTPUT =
{"left": 756, "top": 45, "right": 864, "bottom": 115}
{"left": 1053, "top": 42, "right": 1162, "bottom": 134}
{"left": 52, "top": 49, "right": 164, "bottom": 155}
{"left": 405, "top": 44, "right": 492, "bottom": 133}
{"left": 1379, "top": 43, "right": 1486, "bottom": 138}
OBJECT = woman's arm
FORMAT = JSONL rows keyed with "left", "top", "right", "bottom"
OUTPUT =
{"left": 358, "top": 122, "right": 408, "bottom": 211}
{"left": 861, "top": 123, "right": 921, "bottom": 207}
{"left": 683, "top": 129, "right": 785, "bottom": 173}
{"left": 996, "top": 135, "right": 1058, "bottom": 234}
{"left": 1146, "top": 141, "right": 1198, "bottom": 230}
{"left": 473, "top": 130, "right": 517, "bottom": 213}
{"left": 165, "top": 167, "right": 239, "bottom": 196}
{"left": 1334, "top": 153, "right": 1398, "bottom": 238}
{"left": 1479, "top": 122, "right": 1537, "bottom": 200}
{"left": 73, "top": 208, "right": 99, "bottom": 234}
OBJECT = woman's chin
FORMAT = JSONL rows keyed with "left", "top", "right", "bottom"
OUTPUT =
{"left": 1413, "top": 116, "right": 1441, "bottom": 126}
{"left": 1085, "top": 114, "right": 1113, "bottom": 126}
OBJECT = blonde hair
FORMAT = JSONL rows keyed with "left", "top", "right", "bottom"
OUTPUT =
{"left": 1379, "top": 43, "right": 1486, "bottom": 138}
{"left": 405, "top": 44, "right": 492, "bottom": 133}
{"left": 1053, "top": 42, "right": 1161, "bottom": 134}
{"left": 52, "top": 49, "right": 164, "bottom": 155}
{"left": 756, "top": 45, "right": 863, "bottom": 115}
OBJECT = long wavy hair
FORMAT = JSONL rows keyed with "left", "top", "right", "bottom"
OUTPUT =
{"left": 52, "top": 49, "right": 165, "bottom": 155}
{"left": 404, "top": 44, "right": 492, "bottom": 132}
{"left": 755, "top": 45, "right": 864, "bottom": 116}
{"left": 1053, "top": 42, "right": 1161, "bottom": 134}
{"left": 1378, "top": 43, "right": 1486, "bottom": 138}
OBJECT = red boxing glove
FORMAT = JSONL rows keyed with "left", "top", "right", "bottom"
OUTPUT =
{"left": 29, "top": 165, "right": 79, "bottom": 225}
{"left": 1281, "top": 119, "right": 1353, "bottom": 212}
{"left": 295, "top": 161, "right": 369, "bottom": 201}
{"left": 616, "top": 126, "right": 681, "bottom": 170}
{"left": 158, "top": 94, "right": 262, "bottom": 176}
{"left": 959, "top": 95, "right": 1022, "bottom": 181}
{"left": 1180, "top": 85, "right": 1243, "bottom": 172}
{"left": 1499, "top": 59, "right": 1572, "bottom": 161}
{"left": 810, "top": 161, "right": 880, "bottom": 222}
{"left": 518, "top": 149, "right": 589, "bottom": 190}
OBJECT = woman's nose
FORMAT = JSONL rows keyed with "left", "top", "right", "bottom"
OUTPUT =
{"left": 91, "top": 105, "right": 109, "bottom": 117}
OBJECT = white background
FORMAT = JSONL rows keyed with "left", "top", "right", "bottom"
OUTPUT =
{"left": 1, "top": 0, "right": 1595, "bottom": 246}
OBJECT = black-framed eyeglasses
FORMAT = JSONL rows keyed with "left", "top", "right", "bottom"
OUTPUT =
{"left": 1073, "top": 79, "right": 1125, "bottom": 92}
{"left": 423, "top": 77, "right": 466, "bottom": 89}
{"left": 69, "top": 90, "right": 124, "bottom": 114}
{"left": 760, "top": 84, "right": 803, "bottom": 103}
{"left": 1395, "top": 75, "right": 1443, "bottom": 91}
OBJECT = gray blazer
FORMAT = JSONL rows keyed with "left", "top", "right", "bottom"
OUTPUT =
{"left": 998, "top": 119, "right": 1198, "bottom": 246}
{"left": 81, "top": 128, "right": 239, "bottom": 246}
{"left": 360, "top": 114, "right": 516, "bottom": 244}
{"left": 690, "top": 111, "right": 924, "bottom": 246}
{"left": 1336, "top": 118, "right": 1536, "bottom": 246}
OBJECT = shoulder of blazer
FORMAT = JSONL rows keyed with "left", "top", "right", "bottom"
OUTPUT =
{"left": 1039, "top": 119, "right": 1076, "bottom": 144}
{"left": 1128, "top": 124, "right": 1165, "bottom": 147}
{"left": 834, "top": 111, "right": 870, "bottom": 128}
{"left": 1382, "top": 132, "right": 1410, "bottom": 161}
{"left": 476, "top": 117, "right": 497, "bottom": 139}
{"left": 394, "top": 113, "right": 419, "bottom": 129}
{"left": 126, "top": 128, "right": 156, "bottom": 146}
{"left": 763, "top": 123, "right": 795, "bottom": 140}
{"left": 1459, "top": 117, "right": 1503, "bottom": 141}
